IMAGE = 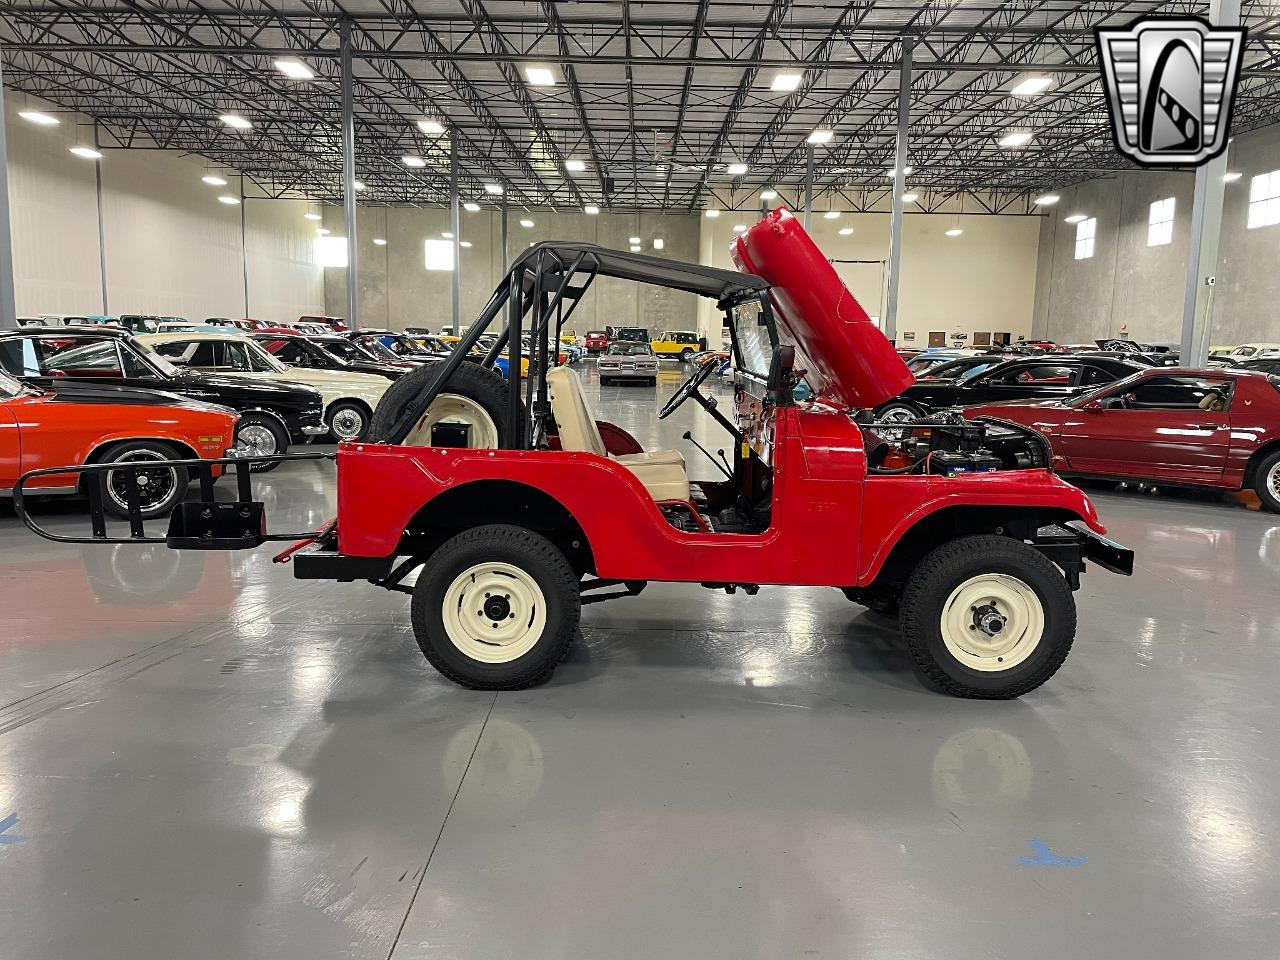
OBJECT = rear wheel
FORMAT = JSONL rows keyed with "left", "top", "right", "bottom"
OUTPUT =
{"left": 232, "top": 413, "right": 289, "bottom": 473}
{"left": 96, "top": 441, "right": 188, "bottom": 520}
{"left": 369, "top": 360, "right": 516, "bottom": 448}
{"left": 899, "top": 535, "right": 1074, "bottom": 699}
{"left": 411, "top": 524, "right": 580, "bottom": 689}
{"left": 1253, "top": 449, "right": 1280, "bottom": 513}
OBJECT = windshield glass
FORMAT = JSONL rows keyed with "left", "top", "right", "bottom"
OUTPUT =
{"left": 1068, "top": 370, "right": 1147, "bottom": 406}
{"left": 606, "top": 342, "right": 653, "bottom": 356}
{"left": 318, "top": 339, "right": 364, "bottom": 362}
{"left": 241, "top": 338, "right": 289, "bottom": 373}
{"left": 134, "top": 344, "right": 183, "bottom": 377}
{"left": 731, "top": 300, "right": 774, "bottom": 378}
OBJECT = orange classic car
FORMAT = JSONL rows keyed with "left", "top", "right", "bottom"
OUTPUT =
{"left": 0, "top": 368, "right": 238, "bottom": 520}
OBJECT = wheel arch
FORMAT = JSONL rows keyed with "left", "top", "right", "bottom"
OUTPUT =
{"left": 237, "top": 406, "right": 291, "bottom": 437}
{"left": 402, "top": 479, "right": 595, "bottom": 576}
{"left": 1242, "top": 438, "right": 1280, "bottom": 488}
{"left": 82, "top": 435, "right": 202, "bottom": 488}
{"left": 860, "top": 504, "right": 1088, "bottom": 589}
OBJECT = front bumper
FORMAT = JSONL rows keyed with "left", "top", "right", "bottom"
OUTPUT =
{"left": 1032, "top": 522, "right": 1134, "bottom": 589}
{"left": 301, "top": 423, "right": 329, "bottom": 436}
{"left": 598, "top": 364, "right": 658, "bottom": 379}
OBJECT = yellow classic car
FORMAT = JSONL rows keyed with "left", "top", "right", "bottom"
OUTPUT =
{"left": 649, "top": 330, "right": 707, "bottom": 359}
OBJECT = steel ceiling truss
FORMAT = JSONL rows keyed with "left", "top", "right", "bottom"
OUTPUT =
{"left": 2, "top": 1, "right": 1279, "bottom": 212}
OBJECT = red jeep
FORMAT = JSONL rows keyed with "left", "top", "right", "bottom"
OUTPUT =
{"left": 19, "top": 211, "right": 1131, "bottom": 699}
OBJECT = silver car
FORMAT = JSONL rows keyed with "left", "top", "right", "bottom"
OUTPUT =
{"left": 597, "top": 341, "right": 658, "bottom": 386}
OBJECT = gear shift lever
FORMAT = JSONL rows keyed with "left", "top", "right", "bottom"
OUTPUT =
{"left": 682, "top": 430, "right": 734, "bottom": 481}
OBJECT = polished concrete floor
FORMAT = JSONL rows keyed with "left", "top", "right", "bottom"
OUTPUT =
{"left": 2, "top": 363, "right": 1279, "bottom": 959}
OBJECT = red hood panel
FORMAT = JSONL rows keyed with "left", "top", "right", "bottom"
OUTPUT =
{"left": 732, "top": 208, "right": 913, "bottom": 409}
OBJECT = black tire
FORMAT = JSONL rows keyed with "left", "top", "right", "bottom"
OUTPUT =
{"left": 899, "top": 535, "right": 1075, "bottom": 699}
{"left": 600, "top": 376, "right": 611, "bottom": 386}
{"left": 1253, "top": 448, "right": 1280, "bottom": 513}
{"left": 368, "top": 360, "right": 516, "bottom": 446}
{"left": 326, "top": 400, "right": 370, "bottom": 443}
{"left": 648, "top": 377, "right": 657, "bottom": 387}
{"left": 679, "top": 347, "right": 694, "bottom": 360}
{"left": 411, "top": 524, "right": 580, "bottom": 689}
{"left": 95, "top": 440, "right": 188, "bottom": 521}
{"left": 233, "top": 413, "right": 290, "bottom": 473}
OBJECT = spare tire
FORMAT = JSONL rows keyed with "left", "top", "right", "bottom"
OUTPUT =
{"left": 368, "top": 359, "right": 520, "bottom": 448}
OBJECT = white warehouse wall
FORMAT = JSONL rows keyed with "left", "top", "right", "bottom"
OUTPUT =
{"left": 3, "top": 95, "right": 324, "bottom": 321}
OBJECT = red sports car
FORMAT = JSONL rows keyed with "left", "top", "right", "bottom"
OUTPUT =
{"left": 963, "top": 367, "right": 1280, "bottom": 512}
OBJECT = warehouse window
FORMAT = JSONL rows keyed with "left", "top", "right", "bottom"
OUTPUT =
{"left": 1247, "top": 171, "right": 1280, "bottom": 229}
{"left": 1147, "top": 197, "right": 1175, "bottom": 246}
{"left": 1074, "top": 217, "right": 1096, "bottom": 259}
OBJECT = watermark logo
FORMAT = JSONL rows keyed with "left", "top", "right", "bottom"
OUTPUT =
{"left": 1096, "top": 16, "right": 1246, "bottom": 167}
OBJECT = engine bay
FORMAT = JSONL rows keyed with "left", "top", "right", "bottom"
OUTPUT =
{"left": 862, "top": 412, "right": 1052, "bottom": 476}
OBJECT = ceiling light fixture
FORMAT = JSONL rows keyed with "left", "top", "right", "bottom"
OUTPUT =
{"left": 1064, "top": 214, "right": 1088, "bottom": 224}
{"left": 629, "top": 245, "right": 642, "bottom": 252}
{"left": 565, "top": 159, "right": 586, "bottom": 172}
{"left": 353, "top": 180, "right": 366, "bottom": 191}
{"left": 219, "top": 113, "right": 252, "bottom": 129}
{"left": 628, "top": 236, "right": 641, "bottom": 244}
{"left": 520, "top": 219, "right": 534, "bottom": 228}
{"left": 1033, "top": 193, "right": 1060, "bottom": 205}
{"left": 945, "top": 228, "right": 964, "bottom": 237}
{"left": 316, "top": 226, "right": 330, "bottom": 234}
{"left": 202, "top": 174, "right": 228, "bottom": 186}
{"left": 902, "top": 192, "right": 918, "bottom": 203}
{"left": 584, "top": 204, "right": 599, "bottom": 214}
{"left": 999, "top": 130, "right": 1034, "bottom": 147}
{"left": 417, "top": 118, "right": 446, "bottom": 135}
{"left": 733, "top": 225, "right": 748, "bottom": 233}
{"left": 442, "top": 232, "right": 454, "bottom": 239}
{"left": 887, "top": 166, "right": 913, "bottom": 178}
{"left": 806, "top": 129, "right": 833, "bottom": 145}
{"left": 304, "top": 213, "right": 322, "bottom": 221}
{"left": 525, "top": 66, "right": 556, "bottom": 87}
{"left": 760, "top": 189, "right": 778, "bottom": 200}
{"left": 218, "top": 195, "right": 241, "bottom": 205}
{"left": 1009, "top": 76, "right": 1052, "bottom": 96}
{"left": 483, "top": 183, "right": 504, "bottom": 195}
{"left": 69, "top": 146, "right": 103, "bottom": 159}
{"left": 653, "top": 238, "right": 665, "bottom": 250}
{"left": 704, "top": 209, "right": 720, "bottom": 218}
{"left": 1223, "top": 171, "right": 1243, "bottom": 183}
{"left": 463, "top": 201, "right": 481, "bottom": 212}
{"left": 18, "top": 110, "right": 59, "bottom": 126}
{"left": 460, "top": 241, "right": 473, "bottom": 249}
{"left": 824, "top": 210, "right": 841, "bottom": 220}
{"left": 726, "top": 162, "right": 748, "bottom": 176}
{"left": 770, "top": 72, "right": 802, "bottom": 92}
{"left": 273, "top": 58, "right": 315, "bottom": 80}
{"left": 373, "top": 238, "right": 387, "bottom": 246}
{"left": 401, "top": 155, "right": 426, "bottom": 168}
{"left": 838, "top": 227, "right": 854, "bottom": 236}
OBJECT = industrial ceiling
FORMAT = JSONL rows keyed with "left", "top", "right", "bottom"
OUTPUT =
{"left": 3, "top": 1, "right": 1279, "bottom": 213}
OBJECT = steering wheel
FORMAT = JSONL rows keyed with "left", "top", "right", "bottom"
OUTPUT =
{"left": 659, "top": 355, "right": 718, "bottom": 419}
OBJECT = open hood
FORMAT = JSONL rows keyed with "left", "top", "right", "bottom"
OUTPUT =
{"left": 731, "top": 208, "right": 912, "bottom": 409}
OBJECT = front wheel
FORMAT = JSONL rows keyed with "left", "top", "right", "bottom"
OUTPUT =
{"left": 233, "top": 413, "right": 290, "bottom": 473}
{"left": 1253, "top": 449, "right": 1280, "bottom": 513}
{"left": 326, "top": 400, "right": 369, "bottom": 442}
{"left": 411, "top": 524, "right": 581, "bottom": 689}
{"left": 899, "top": 535, "right": 1075, "bottom": 699}
{"left": 97, "top": 441, "right": 188, "bottom": 520}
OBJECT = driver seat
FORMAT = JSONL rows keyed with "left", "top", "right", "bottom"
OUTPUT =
{"left": 546, "top": 367, "right": 690, "bottom": 502}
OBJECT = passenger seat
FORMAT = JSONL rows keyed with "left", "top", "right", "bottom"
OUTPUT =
{"left": 547, "top": 367, "right": 690, "bottom": 501}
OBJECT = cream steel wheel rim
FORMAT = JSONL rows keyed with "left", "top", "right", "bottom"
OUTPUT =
{"left": 940, "top": 574, "right": 1044, "bottom": 672}
{"left": 442, "top": 562, "right": 547, "bottom": 663}
{"left": 403, "top": 393, "right": 500, "bottom": 448}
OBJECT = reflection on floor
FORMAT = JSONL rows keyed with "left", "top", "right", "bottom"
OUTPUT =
{"left": 1, "top": 361, "right": 1278, "bottom": 959}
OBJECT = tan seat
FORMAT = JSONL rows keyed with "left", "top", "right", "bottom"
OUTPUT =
{"left": 547, "top": 367, "right": 690, "bottom": 501}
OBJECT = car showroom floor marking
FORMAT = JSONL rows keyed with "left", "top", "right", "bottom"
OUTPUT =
{"left": 1017, "top": 840, "right": 1086, "bottom": 867}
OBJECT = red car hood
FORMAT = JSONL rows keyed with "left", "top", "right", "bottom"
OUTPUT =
{"left": 732, "top": 208, "right": 912, "bottom": 409}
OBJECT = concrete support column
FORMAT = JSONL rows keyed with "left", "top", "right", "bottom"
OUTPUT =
{"left": 340, "top": 19, "right": 359, "bottom": 330}
{"left": 1179, "top": 0, "right": 1240, "bottom": 365}
{"left": 450, "top": 134, "right": 460, "bottom": 333}
{"left": 0, "top": 60, "right": 18, "bottom": 329}
{"left": 884, "top": 37, "right": 913, "bottom": 343}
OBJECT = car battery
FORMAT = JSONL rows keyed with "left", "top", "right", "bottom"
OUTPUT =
{"left": 928, "top": 450, "right": 1002, "bottom": 476}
